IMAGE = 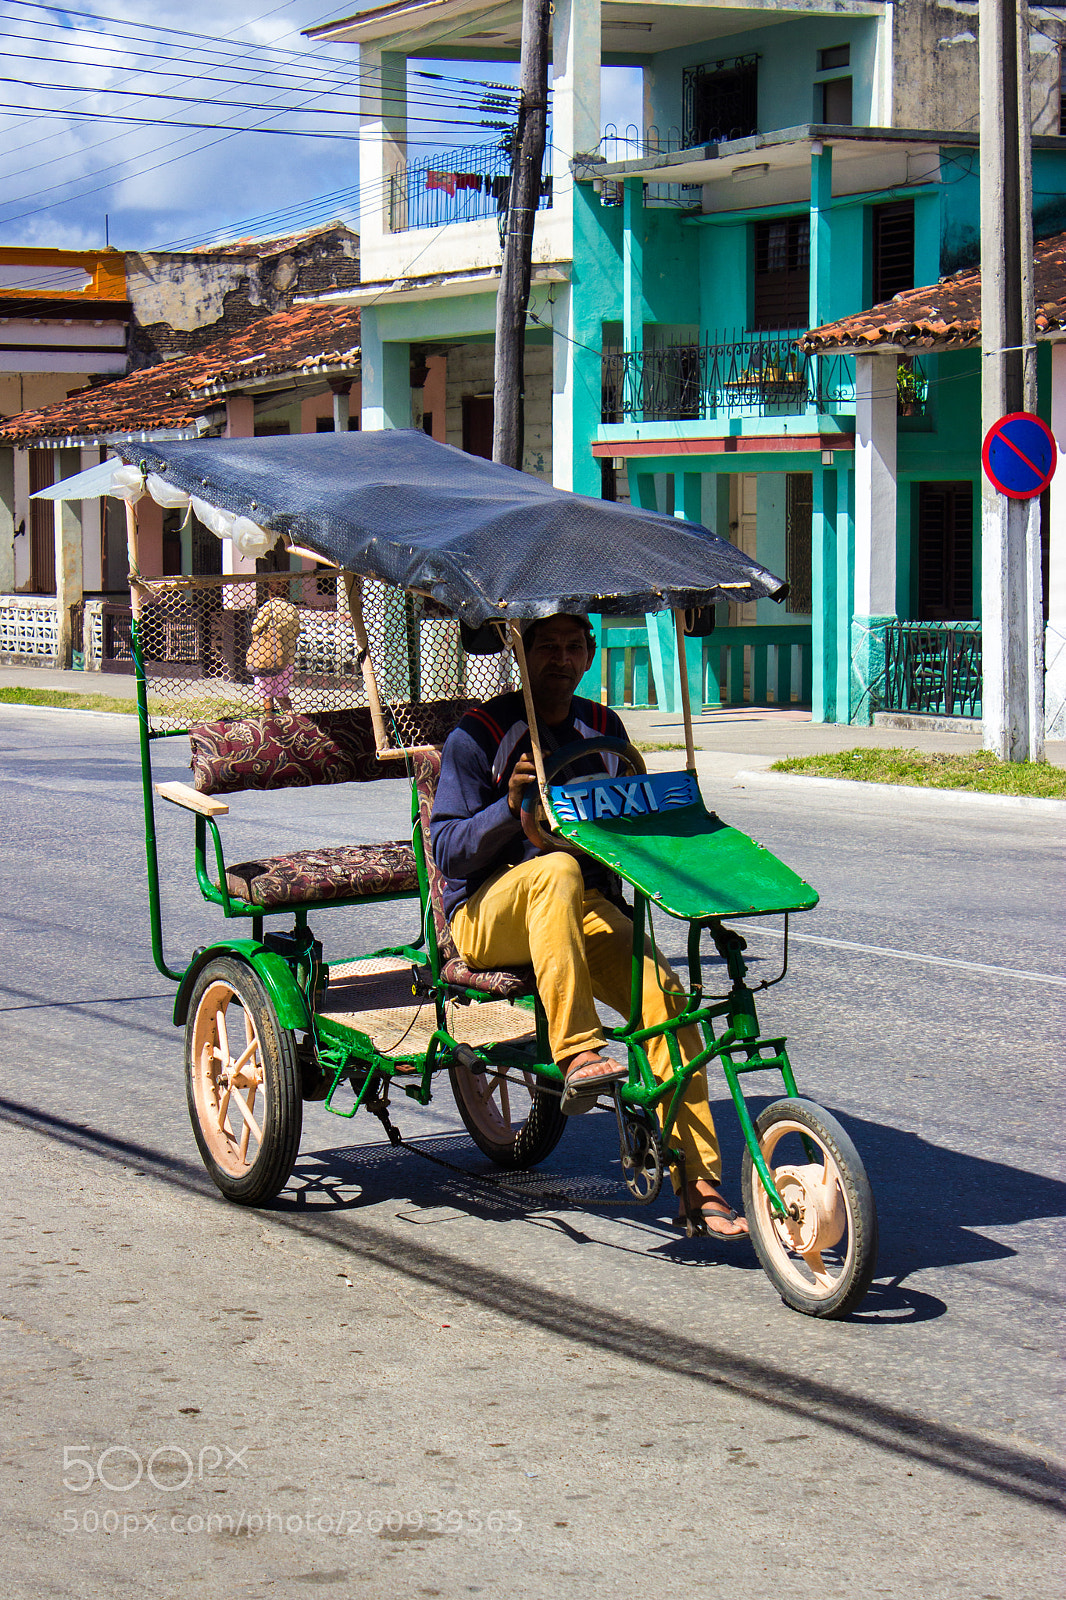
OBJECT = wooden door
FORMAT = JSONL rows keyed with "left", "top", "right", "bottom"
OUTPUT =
{"left": 29, "top": 449, "right": 55, "bottom": 594}
{"left": 729, "top": 474, "right": 759, "bottom": 625}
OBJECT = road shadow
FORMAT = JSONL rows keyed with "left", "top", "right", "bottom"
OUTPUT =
{"left": 290, "top": 1097, "right": 1066, "bottom": 1294}
{"left": 4, "top": 1091, "right": 1065, "bottom": 1514}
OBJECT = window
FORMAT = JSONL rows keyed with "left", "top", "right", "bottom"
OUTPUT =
{"left": 315, "top": 417, "right": 335, "bottom": 433}
{"left": 820, "top": 76, "right": 853, "bottom": 124}
{"left": 683, "top": 55, "right": 758, "bottom": 146}
{"left": 785, "top": 474, "right": 813, "bottom": 614}
{"left": 872, "top": 200, "right": 915, "bottom": 304}
{"left": 753, "top": 217, "right": 810, "bottom": 330}
{"left": 254, "top": 420, "right": 290, "bottom": 436}
{"left": 916, "top": 481, "right": 974, "bottom": 620}
{"left": 818, "top": 44, "right": 850, "bottom": 71}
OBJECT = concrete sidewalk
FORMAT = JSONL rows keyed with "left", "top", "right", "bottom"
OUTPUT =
{"left": 3, "top": 662, "right": 1063, "bottom": 775}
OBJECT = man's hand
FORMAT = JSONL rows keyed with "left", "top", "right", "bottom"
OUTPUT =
{"left": 507, "top": 754, "right": 537, "bottom": 818}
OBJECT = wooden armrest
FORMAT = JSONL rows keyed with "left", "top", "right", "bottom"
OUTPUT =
{"left": 155, "top": 781, "right": 229, "bottom": 817}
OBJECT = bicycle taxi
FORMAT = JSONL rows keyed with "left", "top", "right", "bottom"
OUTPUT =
{"left": 95, "top": 429, "right": 877, "bottom": 1318}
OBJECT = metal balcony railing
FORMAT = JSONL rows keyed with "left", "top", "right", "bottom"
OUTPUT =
{"left": 883, "top": 622, "right": 981, "bottom": 719}
{"left": 388, "top": 139, "right": 552, "bottom": 232}
{"left": 595, "top": 124, "right": 703, "bottom": 208}
{"left": 602, "top": 333, "right": 852, "bottom": 422}
{"left": 602, "top": 336, "right": 928, "bottom": 424}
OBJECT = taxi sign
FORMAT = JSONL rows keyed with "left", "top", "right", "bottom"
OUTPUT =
{"left": 981, "top": 411, "right": 1057, "bottom": 500}
{"left": 549, "top": 770, "right": 700, "bottom": 824}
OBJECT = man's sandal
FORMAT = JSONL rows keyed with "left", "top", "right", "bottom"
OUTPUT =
{"left": 672, "top": 1196, "right": 750, "bottom": 1242}
{"left": 559, "top": 1051, "right": 628, "bottom": 1116}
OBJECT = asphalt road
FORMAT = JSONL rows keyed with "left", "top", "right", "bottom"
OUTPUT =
{"left": 1, "top": 705, "right": 1064, "bottom": 1600}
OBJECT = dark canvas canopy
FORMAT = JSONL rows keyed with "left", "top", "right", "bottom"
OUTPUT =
{"left": 121, "top": 430, "right": 787, "bottom": 625}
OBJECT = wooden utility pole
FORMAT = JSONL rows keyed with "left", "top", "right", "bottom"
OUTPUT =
{"left": 492, "top": 0, "right": 551, "bottom": 470}
{"left": 979, "top": 0, "right": 1043, "bottom": 760}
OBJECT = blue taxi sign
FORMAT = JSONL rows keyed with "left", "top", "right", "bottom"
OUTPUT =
{"left": 981, "top": 412, "right": 1057, "bottom": 500}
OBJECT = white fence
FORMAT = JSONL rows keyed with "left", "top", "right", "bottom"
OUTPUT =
{"left": 0, "top": 596, "right": 107, "bottom": 667}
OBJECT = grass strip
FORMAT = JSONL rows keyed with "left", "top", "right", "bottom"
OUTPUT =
{"left": 771, "top": 747, "right": 1066, "bottom": 798}
{"left": 0, "top": 686, "right": 136, "bottom": 714}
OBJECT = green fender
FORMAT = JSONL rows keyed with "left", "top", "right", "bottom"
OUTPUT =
{"left": 172, "top": 940, "right": 313, "bottom": 1033}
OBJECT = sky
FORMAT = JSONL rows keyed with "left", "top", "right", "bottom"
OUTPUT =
{"left": 0, "top": 0, "right": 641, "bottom": 253}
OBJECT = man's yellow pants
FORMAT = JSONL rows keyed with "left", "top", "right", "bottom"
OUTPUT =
{"left": 450, "top": 852, "right": 722, "bottom": 1188}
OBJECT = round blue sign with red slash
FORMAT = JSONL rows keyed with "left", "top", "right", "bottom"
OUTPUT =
{"left": 982, "top": 411, "right": 1058, "bottom": 500}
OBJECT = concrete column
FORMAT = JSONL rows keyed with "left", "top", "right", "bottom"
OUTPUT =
{"left": 359, "top": 309, "right": 411, "bottom": 431}
{"left": 835, "top": 464, "right": 855, "bottom": 722}
{"left": 0, "top": 446, "right": 15, "bottom": 593}
{"left": 551, "top": 0, "right": 600, "bottom": 171}
{"left": 1045, "top": 340, "right": 1066, "bottom": 738}
{"left": 551, "top": 0, "right": 601, "bottom": 497}
{"left": 360, "top": 48, "right": 407, "bottom": 258}
{"left": 809, "top": 142, "right": 833, "bottom": 329}
{"left": 623, "top": 178, "right": 644, "bottom": 361}
{"left": 851, "top": 352, "right": 898, "bottom": 723}
{"left": 330, "top": 382, "right": 351, "bottom": 433}
{"left": 225, "top": 396, "right": 254, "bottom": 438}
{"left": 811, "top": 465, "right": 837, "bottom": 722}
{"left": 53, "top": 449, "right": 83, "bottom": 668}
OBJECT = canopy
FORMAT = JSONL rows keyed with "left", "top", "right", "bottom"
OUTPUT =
{"left": 108, "top": 430, "right": 786, "bottom": 625}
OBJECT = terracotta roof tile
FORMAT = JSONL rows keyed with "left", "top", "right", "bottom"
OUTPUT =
{"left": 0, "top": 300, "right": 361, "bottom": 444}
{"left": 801, "top": 229, "right": 1066, "bottom": 351}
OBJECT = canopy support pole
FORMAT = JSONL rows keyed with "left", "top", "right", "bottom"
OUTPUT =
{"left": 674, "top": 608, "right": 697, "bottom": 773}
{"left": 510, "top": 622, "right": 549, "bottom": 807}
{"left": 125, "top": 499, "right": 144, "bottom": 622}
{"left": 343, "top": 571, "right": 390, "bottom": 755}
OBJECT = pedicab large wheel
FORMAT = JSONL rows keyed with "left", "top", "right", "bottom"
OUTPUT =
{"left": 185, "top": 957, "right": 303, "bottom": 1205}
{"left": 449, "top": 1059, "right": 566, "bottom": 1170}
{"left": 741, "top": 1098, "right": 877, "bottom": 1319}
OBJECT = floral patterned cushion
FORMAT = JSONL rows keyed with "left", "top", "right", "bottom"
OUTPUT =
{"left": 190, "top": 702, "right": 479, "bottom": 796}
{"left": 412, "top": 749, "right": 535, "bottom": 999}
{"left": 190, "top": 709, "right": 383, "bottom": 796}
{"left": 225, "top": 841, "right": 418, "bottom": 910}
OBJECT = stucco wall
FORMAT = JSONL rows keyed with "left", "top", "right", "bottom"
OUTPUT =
{"left": 893, "top": 0, "right": 1066, "bottom": 135}
{"left": 443, "top": 341, "right": 553, "bottom": 481}
{"left": 125, "top": 226, "right": 360, "bottom": 367}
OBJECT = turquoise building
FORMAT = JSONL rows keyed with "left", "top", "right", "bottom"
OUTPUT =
{"left": 309, "top": 0, "right": 1066, "bottom": 724}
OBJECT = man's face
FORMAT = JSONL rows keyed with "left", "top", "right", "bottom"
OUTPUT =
{"left": 524, "top": 615, "right": 594, "bottom": 707}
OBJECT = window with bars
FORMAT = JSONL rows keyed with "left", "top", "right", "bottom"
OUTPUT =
{"left": 916, "top": 481, "right": 974, "bottom": 620}
{"left": 785, "top": 473, "right": 813, "bottom": 614}
{"left": 752, "top": 216, "right": 810, "bottom": 330}
{"left": 872, "top": 200, "right": 915, "bottom": 304}
{"left": 683, "top": 55, "right": 758, "bottom": 146}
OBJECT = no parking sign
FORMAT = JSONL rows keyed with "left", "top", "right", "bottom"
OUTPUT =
{"left": 981, "top": 411, "right": 1058, "bottom": 500}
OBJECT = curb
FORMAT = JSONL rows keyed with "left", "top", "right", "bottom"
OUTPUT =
{"left": 733, "top": 768, "right": 1066, "bottom": 813}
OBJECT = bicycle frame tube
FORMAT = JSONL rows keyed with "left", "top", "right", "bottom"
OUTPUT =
{"left": 133, "top": 617, "right": 185, "bottom": 983}
{"left": 611, "top": 890, "right": 791, "bottom": 1219}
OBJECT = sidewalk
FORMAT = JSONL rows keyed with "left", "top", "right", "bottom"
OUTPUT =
{"left": 3, "top": 663, "right": 1063, "bottom": 776}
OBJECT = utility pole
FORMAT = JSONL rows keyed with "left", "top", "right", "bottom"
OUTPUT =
{"left": 979, "top": 0, "right": 1043, "bottom": 760}
{"left": 493, "top": 0, "right": 551, "bottom": 470}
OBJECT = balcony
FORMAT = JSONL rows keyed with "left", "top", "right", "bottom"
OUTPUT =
{"left": 388, "top": 138, "right": 552, "bottom": 233}
{"left": 601, "top": 335, "right": 928, "bottom": 425}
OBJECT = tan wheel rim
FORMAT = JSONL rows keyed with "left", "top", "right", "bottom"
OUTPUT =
{"left": 752, "top": 1117, "right": 854, "bottom": 1300}
{"left": 190, "top": 980, "right": 268, "bottom": 1177}
{"left": 454, "top": 1062, "right": 540, "bottom": 1143}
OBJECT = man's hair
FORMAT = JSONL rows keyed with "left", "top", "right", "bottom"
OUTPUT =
{"left": 521, "top": 612, "right": 595, "bottom": 652}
